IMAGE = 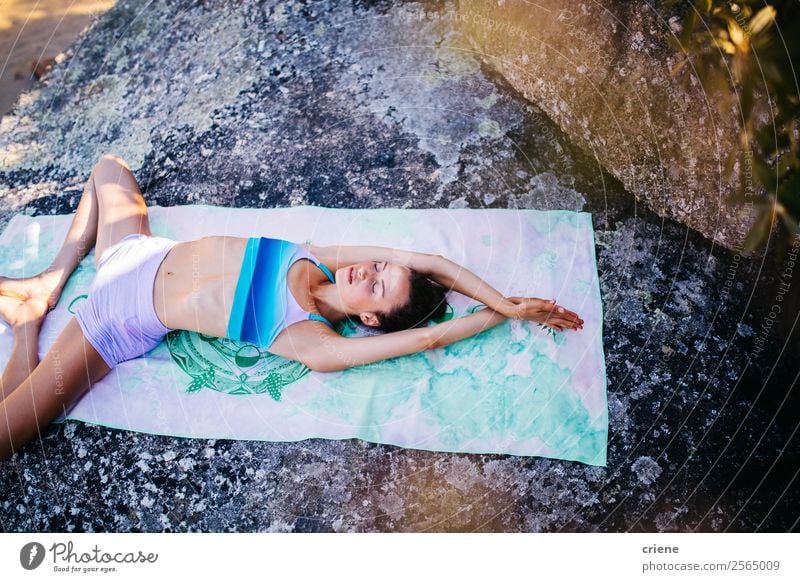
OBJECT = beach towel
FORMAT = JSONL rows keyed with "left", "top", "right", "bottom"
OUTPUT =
{"left": 0, "top": 205, "right": 608, "bottom": 465}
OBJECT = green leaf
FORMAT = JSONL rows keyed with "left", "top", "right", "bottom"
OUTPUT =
{"left": 695, "top": 0, "right": 712, "bottom": 14}
{"left": 752, "top": 153, "right": 778, "bottom": 193}
{"left": 749, "top": 6, "right": 777, "bottom": 37}
{"left": 762, "top": 60, "right": 785, "bottom": 88}
{"left": 776, "top": 172, "right": 800, "bottom": 219}
{"left": 779, "top": 210, "right": 800, "bottom": 235}
{"left": 743, "top": 206, "right": 774, "bottom": 252}
{"left": 739, "top": 77, "right": 754, "bottom": 123}
{"left": 669, "top": 56, "right": 690, "bottom": 76}
{"left": 723, "top": 148, "right": 738, "bottom": 181}
{"left": 732, "top": 53, "right": 751, "bottom": 85}
{"left": 694, "top": 63, "right": 729, "bottom": 98}
{"left": 681, "top": 10, "right": 699, "bottom": 45}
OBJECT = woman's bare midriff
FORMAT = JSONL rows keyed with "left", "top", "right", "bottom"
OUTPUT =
{"left": 152, "top": 236, "right": 249, "bottom": 338}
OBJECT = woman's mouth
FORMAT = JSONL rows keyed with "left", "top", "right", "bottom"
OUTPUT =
{"left": 348, "top": 266, "right": 353, "bottom": 284}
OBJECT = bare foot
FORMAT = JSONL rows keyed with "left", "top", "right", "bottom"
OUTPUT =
{"left": 0, "top": 270, "right": 66, "bottom": 312}
{"left": 0, "top": 293, "right": 50, "bottom": 331}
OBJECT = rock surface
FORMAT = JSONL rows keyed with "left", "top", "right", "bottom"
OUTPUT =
{"left": 457, "top": 0, "right": 755, "bottom": 253}
{"left": 0, "top": 0, "right": 796, "bottom": 532}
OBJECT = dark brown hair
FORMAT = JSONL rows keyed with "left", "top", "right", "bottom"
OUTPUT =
{"left": 375, "top": 270, "right": 448, "bottom": 333}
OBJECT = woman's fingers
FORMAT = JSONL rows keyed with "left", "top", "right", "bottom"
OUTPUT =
{"left": 538, "top": 304, "right": 582, "bottom": 322}
{"left": 534, "top": 298, "right": 581, "bottom": 321}
{"left": 552, "top": 305, "right": 583, "bottom": 325}
{"left": 553, "top": 303, "right": 580, "bottom": 319}
{"left": 506, "top": 297, "right": 584, "bottom": 328}
{"left": 543, "top": 314, "right": 583, "bottom": 330}
{"left": 561, "top": 312, "right": 583, "bottom": 325}
{"left": 524, "top": 308, "right": 580, "bottom": 327}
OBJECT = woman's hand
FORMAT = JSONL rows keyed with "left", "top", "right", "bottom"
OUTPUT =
{"left": 500, "top": 297, "right": 584, "bottom": 331}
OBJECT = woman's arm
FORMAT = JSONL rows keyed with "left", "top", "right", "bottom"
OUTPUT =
{"left": 277, "top": 309, "right": 509, "bottom": 372}
{"left": 421, "top": 257, "right": 583, "bottom": 326}
{"left": 307, "top": 243, "right": 516, "bottom": 314}
{"left": 307, "top": 243, "right": 583, "bottom": 327}
{"left": 418, "top": 254, "right": 515, "bottom": 315}
{"left": 306, "top": 243, "right": 430, "bottom": 273}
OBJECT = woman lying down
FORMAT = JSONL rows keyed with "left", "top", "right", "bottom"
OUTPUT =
{"left": 0, "top": 154, "right": 583, "bottom": 459}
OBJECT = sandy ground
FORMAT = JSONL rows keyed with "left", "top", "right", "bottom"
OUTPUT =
{"left": 0, "top": 0, "right": 114, "bottom": 116}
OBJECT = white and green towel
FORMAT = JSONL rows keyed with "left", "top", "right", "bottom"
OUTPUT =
{"left": 0, "top": 205, "right": 608, "bottom": 465}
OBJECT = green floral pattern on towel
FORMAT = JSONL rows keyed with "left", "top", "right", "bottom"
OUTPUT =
{"left": 164, "top": 330, "right": 310, "bottom": 401}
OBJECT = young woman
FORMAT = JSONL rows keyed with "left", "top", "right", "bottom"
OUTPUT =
{"left": 0, "top": 154, "right": 584, "bottom": 459}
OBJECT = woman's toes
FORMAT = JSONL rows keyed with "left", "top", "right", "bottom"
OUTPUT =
{"left": 0, "top": 294, "right": 46, "bottom": 329}
{"left": 0, "top": 288, "right": 28, "bottom": 302}
{"left": 0, "top": 272, "right": 65, "bottom": 311}
{"left": 0, "top": 275, "right": 27, "bottom": 297}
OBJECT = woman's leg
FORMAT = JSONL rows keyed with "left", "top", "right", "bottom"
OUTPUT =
{"left": 0, "top": 152, "right": 153, "bottom": 304}
{"left": 0, "top": 156, "right": 101, "bottom": 310}
{"left": 0, "top": 153, "right": 156, "bottom": 458}
{"left": 0, "top": 316, "right": 111, "bottom": 460}
{"left": 0, "top": 308, "right": 48, "bottom": 402}
{"left": 0, "top": 159, "right": 101, "bottom": 400}
{"left": 0, "top": 153, "right": 153, "bottom": 401}
{"left": 90, "top": 153, "right": 153, "bottom": 260}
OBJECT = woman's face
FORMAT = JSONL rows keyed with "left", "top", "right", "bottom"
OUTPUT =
{"left": 335, "top": 261, "right": 411, "bottom": 325}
